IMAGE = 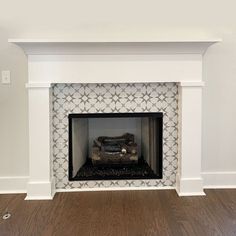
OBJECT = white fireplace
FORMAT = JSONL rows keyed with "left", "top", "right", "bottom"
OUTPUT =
{"left": 10, "top": 38, "right": 220, "bottom": 200}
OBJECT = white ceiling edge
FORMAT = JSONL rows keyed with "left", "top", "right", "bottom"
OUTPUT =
{"left": 8, "top": 38, "right": 221, "bottom": 55}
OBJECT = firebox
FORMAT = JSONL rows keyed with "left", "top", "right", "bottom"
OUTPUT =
{"left": 68, "top": 113, "right": 163, "bottom": 181}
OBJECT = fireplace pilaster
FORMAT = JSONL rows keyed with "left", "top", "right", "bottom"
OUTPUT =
{"left": 26, "top": 84, "right": 55, "bottom": 200}
{"left": 176, "top": 82, "right": 205, "bottom": 196}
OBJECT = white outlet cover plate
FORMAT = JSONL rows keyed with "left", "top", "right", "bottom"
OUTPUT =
{"left": 1, "top": 70, "right": 11, "bottom": 84}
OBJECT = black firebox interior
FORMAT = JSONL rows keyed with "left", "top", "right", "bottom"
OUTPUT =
{"left": 68, "top": 113, "right": 163, "bottom": 181}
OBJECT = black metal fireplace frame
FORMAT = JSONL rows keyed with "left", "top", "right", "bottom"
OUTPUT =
{"left": 68, "top": 112, "right": 163, "bottom": 181}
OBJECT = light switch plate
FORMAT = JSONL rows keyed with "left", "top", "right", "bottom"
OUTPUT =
{"left": 1, "top": 70, "right": 11, "bottom": 84}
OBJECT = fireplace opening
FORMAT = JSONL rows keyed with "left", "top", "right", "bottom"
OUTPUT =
{"left": 68, "top": 113, "right": 163, "bottom": 181}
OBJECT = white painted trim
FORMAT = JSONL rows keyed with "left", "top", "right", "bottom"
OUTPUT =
{"left": 179, "top": 81, "right": 205, "bottom": 87}
{"left": 0, "top": 176, "right": 28, "bottom": 194}
{"left": 177, "top": 192, "right": 206, "bottom": 196}
{"left": 8, "top": 38, "right": 222, "bottom": 43}
{"left": 204, "top": 185, "right": 236, "bottom": 189}
{"left": 26, "top": 82, "right": 52, "bottom": 88}
{"left": 9, "top": 39, "right": 221, "bottom": 55}
{"left": 0, "top": 190, "right": 26, "bottom": 194}
{"left": 24, "top": 195, "right": 54, "bottom": 200}
{"left": 177, "top": 84, "right": 204, "bottom": 196}
{"left": 26, "top": 81, "right": 205, "bottom": 86}
{"left": 25, "top": 178, "right": 55, "bottom": 200}
{"left": 202, "top": 171, "right": 236, "bottom": 189}
{"left": 176, "top": 176, "right": 205, "bottom": 196}
{"left": 56, "top": 186, "right": 175, "bottom": 193}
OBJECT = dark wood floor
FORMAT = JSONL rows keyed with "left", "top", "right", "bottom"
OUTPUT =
{"left": 0, "top": 190, "right": 236, "bottom": 236}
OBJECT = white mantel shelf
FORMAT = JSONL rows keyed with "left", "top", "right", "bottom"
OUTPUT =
{"left": 9, "top": 38, "right": 221, "bottom": 55}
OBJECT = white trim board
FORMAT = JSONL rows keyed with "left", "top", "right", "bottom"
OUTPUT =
{"left": 56, "top": 186, "right": 175, "bottom": 193}
{"left": 9, "top": 39, "right": 221, "bottom": 55}
{"left": 24, "top": 195, "right": 54, "bottom": 200}
{"left": 202, "top": 171, "right": 236, "bottom": 188}
{"left": 0, "top": 176, "right": 28, "bottom": 194}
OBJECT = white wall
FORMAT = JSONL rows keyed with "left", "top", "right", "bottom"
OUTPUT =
{"left": 0, "top": 31, "right": 28, "bottom": 178}
{"left": 0, "top": 0, "right": 236, "bottom": 188}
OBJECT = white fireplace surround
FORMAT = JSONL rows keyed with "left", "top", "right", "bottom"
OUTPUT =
{"left": 10, "top": 38, "right": 220, "bottom": 200}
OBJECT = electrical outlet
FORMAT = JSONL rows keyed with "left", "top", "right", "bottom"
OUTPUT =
{"left": 1, "top": 70, "right": 11, "bottom": 84}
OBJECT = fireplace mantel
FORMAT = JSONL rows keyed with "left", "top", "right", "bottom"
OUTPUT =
{"left": 10, "top": 38, "right": 220, "bottom": 85}
{"left": 9, "top": 38, "right": 221, "bottom": 55}
{"left": 9, "top": 38, "right": 221, "bottom": 200}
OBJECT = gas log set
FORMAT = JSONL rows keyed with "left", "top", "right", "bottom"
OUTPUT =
{"left": 91, "top": 133, "right": 138, "bottom": 165}
{"left": 74, "top": 132, "right": 157, "bottom": 180}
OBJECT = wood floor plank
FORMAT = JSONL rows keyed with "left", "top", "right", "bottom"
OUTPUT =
{"left": 0, "top": 190, "right": 235, "bottom": 236}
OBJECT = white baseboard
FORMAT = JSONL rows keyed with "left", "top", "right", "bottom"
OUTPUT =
{"left": 176, "top": 175, "right": 205, "bottom": 196}
{"left": 202, "top": 171, "right": 236, "bottom": 189}
{"left": 25, "top": 177, "right": 56, "bottom": 200}
{"left": 56, "top": 186, "right": 175, "bottom": 193}
{"left": 1, "top": 172, "right": 235, "bottom": 197}
{"left": 0, "top": 176, "right": 28, "bottom": 194}
{"left": 24, "top": 195, "right": 54, "bottom": 200}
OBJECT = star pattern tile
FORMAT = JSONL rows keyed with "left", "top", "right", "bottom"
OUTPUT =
{"left": 52, "top": 83, "right": 178, "bottom": 189}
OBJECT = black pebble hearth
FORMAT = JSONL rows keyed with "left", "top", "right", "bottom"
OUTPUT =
{"left": 74, "top": 159, "right": 157, "bottom": 180}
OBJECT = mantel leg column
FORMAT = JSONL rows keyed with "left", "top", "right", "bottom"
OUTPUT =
{"left": 26, "top": 85, "right": 55, "bottom": 200}
{"left": 176, "top": 82, "right": 205, "bottom": 196}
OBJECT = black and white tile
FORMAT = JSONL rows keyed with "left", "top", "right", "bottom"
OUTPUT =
{"left": 52, "top": 83, "right": 178, "bottom": 189}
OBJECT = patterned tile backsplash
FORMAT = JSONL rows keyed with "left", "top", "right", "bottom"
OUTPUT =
{"left": 52, "top": 83, "right": 178, "bottom": 189}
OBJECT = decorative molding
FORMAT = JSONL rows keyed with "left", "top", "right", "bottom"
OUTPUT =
{"left": 26, "top": 82, "right": 52, "bottom": 88}
{"left": 0, "top": 176, "right": 28, "bottom": 194}
{"left": 24, "top": 196, "right": 54, "bottom": 200}
{"left": 25, "top": 178, "right": 55, "bottom": 200}
{"left": 177, "top": 191, "right": 206, "bottom": 197}
{"left": 9, "top": 39, "right": 221, "bottom": 55}
{"left": 8, "top": 38, "right": 222, "bottom": 43}
{"left": 202, "top": 171, "right": 236, "bottom": 189}
{"left": 56, "top": 186, "right": 175, "bottom": 192}
{"left": 179, "top": 81, "right": 205, "bottom": 87}
{"left": 26, "top": 81, "right": 206, "bottom": 87}
{"left": 176, "top": 176, "right": 205, "bottom": 196}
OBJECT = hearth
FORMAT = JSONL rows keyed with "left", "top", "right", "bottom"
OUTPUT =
{"left": 68, "top": 113, "right": 163, "bottom": 181}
